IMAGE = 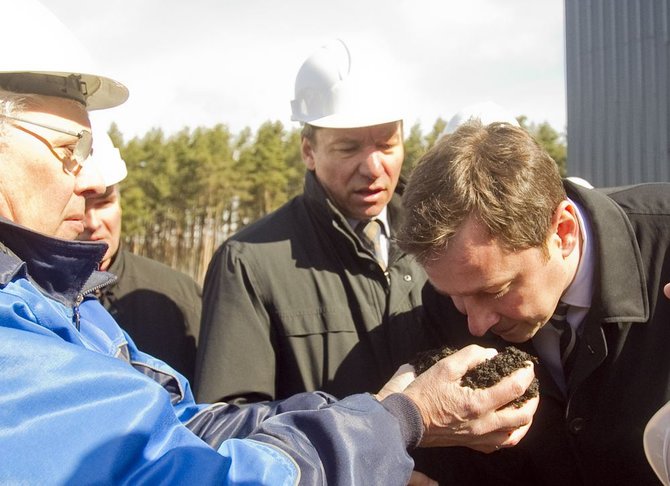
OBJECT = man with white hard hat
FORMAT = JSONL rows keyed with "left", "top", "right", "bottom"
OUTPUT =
{"left": 196, "top": 37, "right": 537, "bottom": 453}
{"left": 195, "top": 39, "right": 411, "bottom": 404}
{"left": 196, "top": 38, "right": 431, "bottom": 405}
{"left": 0, "top": 5, "right": 539, "bottom": 484}
{"left": 80, "top": 123, "right": 202, "bottom": 382}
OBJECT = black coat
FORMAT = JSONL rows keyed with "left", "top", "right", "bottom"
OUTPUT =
{"left": 414, "top": 181, "right": 670, "bottom": 485}
{"left": 195, "top": 171, "right": 430, "bottom": 404}
{"left": 100, "top": 247, "right": 202, "bottom": 383}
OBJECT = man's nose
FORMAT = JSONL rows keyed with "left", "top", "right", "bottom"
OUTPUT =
{"left": 83, "top": 206, "right": 101, "bottom": 233}
{"left": 75, "top": 161, "right": 106, "bottom": 197}
{"left": 360, "top": 150, "right": 384, "bottom": 179}
{"left": 463, "top": 299, "right": 500, "bottom": 336}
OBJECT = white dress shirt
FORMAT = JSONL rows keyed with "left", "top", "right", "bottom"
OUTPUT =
{"left": 532, "top": 198, "right": 595, "bottom": 394}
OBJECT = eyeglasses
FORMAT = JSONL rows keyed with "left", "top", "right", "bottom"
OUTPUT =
{"left": 1, "top": 114, "right": 93, "bottom": 174}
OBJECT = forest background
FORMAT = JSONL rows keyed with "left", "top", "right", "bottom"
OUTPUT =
{"left": 109, "top": 116, "right": 566, "bottom": 284}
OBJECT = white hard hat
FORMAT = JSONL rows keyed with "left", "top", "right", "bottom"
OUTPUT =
{"left": 566, "top": 176, "right": 594, "bottom": 189}
{"left": 290, "top": 39, "right": 402, "bottom": 128}
{"left": 443, "top": 101, "right": 520, "bottom": 136}
{"left": 644, "top": 400, "right": 670, "bottom": 485}
{"left": 0, "top": 0, "right": 128, "bottom": 110}
{"left": 89, "top": 116, "right": 127, "bottom": 187}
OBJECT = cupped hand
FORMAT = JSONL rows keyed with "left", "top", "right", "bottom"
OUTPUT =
{"left": 402, "top": 344, "right": 538, "bottom": 453}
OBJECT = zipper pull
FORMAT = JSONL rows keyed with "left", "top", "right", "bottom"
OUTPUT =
{"left": 73, "top": 293, "right": 84, "bottom": 331}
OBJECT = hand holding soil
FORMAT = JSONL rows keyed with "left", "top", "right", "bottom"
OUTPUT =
{"left": 411, "top": 345, "right": 539, "bottom": 408}
{"left": 400, "top": 344, "right": 539, "bottom": 453}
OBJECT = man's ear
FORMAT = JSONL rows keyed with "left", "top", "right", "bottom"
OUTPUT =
{"left": 551, "top": 200, "right": 580, "bottom": 257}
{"left": 301, "top": 137, "right": 316, "bottom": 170}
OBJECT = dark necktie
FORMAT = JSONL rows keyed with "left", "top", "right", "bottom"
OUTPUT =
{"left": 549, "top": 302, "right": 578, "bottom": 378}
{"left": 356, "top": 219, "right": 386, "bottom": 270}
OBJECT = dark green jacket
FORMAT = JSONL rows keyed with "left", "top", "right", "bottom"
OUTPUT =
{"left": 414, "top": 181, "right": 670, "bottom": 486}
{"left": 100, "top": 246, "right": 202, "bottom": 382}
{"left": 195, "top": 171, "right": 431, "bottom": 403}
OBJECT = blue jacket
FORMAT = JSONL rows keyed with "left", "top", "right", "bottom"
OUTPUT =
{"left": 0, "top": 218, "right": 422, "bottom": 485}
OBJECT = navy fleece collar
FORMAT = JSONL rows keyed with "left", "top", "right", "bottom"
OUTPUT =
{"left": 0, "top": 217, "right": 109, "bottom": 306}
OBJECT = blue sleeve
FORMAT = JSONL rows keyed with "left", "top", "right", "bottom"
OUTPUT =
{"left": 234, "top": 393, "right": 419, "bottom": 485}
{"left": 0, "top": 287, "right": 299, "bottom": 485}
{"left": 0, "top": 287, "right": 418, "bottom": 485}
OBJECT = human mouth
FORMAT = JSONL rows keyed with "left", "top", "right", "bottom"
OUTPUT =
{"left": 64, "top": 217, "right": 85, "bottom": 235}
{"left": 355, "top": 187, "right": 385, "bottom": 202}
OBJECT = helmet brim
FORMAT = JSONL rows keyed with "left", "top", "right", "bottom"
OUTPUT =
{"left": 0, "top": 70, "right": 129, "bottom": 110}
{"left": 295, "top": 112, "right": 403, "bottom": 129}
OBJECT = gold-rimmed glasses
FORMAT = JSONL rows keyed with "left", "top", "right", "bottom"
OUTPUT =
{"left": 1, "top": 114, "right": 93, "bottom": 174}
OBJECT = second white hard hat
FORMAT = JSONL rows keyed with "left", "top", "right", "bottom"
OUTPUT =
{"left": 644, "top": 400, "right": 670, "bottom": 485}
{"left": 88, "top": 115, "right": 128, "bottom": 187}
{"left": 0, "top": 0, "right": 128, "bottom": 110}
{"left": 443, "top": 101, "right": 520, "bottom": 136}
{"left": 290, "top": 39, "right": 403, "bottom": 129}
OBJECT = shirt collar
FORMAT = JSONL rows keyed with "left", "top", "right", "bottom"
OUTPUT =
{"left": 561, "top": 198, "right": 594, "bottom": 309}
{"left": 347, "top": 206, "right": 391, "bottom": 236}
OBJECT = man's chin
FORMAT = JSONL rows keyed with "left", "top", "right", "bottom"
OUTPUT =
{"left": 358, "top": 204, "right": 385, "bottom": 220}
{"left": 54, "top": 228, "right": 79, "bottom": 241}
{"left": 55, "top": 223, "right": 85, "bottom": 241}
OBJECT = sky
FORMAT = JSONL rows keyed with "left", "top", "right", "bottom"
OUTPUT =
{"left": 42, "top": 0, "right": 566, "bottom": 140}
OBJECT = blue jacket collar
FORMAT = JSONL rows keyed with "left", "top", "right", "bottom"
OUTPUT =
{"left": 0, "top": 217, "right": 111, "bottom": 306}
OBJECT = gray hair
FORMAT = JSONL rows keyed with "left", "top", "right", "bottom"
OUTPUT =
{"left": 0, "top": 90, "right": 30, "bottom": 137}
{"left": 300, "top": 123, "right": 320, "bottom": 145}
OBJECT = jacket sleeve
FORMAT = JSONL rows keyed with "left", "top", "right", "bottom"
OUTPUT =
{"left": 195, "top": 241, "right": 277, "bottom": 403}
{"left": 0, "top": 320, "right": 420, "bottom": 485}
{"left": 214, "top": 392, "right": 422, "bottom": 485}
{"left": 0, "top": 318, "right": 235, "bottom": 484}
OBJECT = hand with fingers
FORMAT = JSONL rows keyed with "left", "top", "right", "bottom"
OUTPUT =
{"left": 399, "top": 345, "right": 539, "bottom": 453}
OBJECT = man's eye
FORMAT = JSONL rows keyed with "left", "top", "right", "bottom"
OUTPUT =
{"left": 55, "top": 145, "right": 75, "bottom": 159}
{"left": 54, "top": 145, "right": 81, "bottom": 174}
{"left": 102, "top": 199, "right": 118, "bottom": 208}
{"left": 491, "top": 286, "right": 510, "bottom": 299}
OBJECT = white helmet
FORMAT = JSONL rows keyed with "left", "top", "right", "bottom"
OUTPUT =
{"left": 565, "top": 176, "right": 594, "bottom": 189}
{"left": 443, "top": 101, "right": 520, "bottom": 136}
{"left": 644, "top": 400, "right": 670, "bottom": 485}
{"left": 290, "top": 39, "right": 402, "bottom": 128}
{"left": 89, "top": 115, "right": 128, "bottom": 187}
{"left": 0, "top": 0, "right": 128, "bottom": 110}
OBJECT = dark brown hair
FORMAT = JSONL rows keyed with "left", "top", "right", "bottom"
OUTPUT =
{"left": 397, "top": 121, "right": 566, "bottom": 263}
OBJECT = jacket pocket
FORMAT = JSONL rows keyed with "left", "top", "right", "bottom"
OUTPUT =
{"left": 273, "top": 305, "right": 359, "bottom": 337}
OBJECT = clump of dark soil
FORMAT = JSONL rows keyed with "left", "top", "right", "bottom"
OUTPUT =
{"left": 410, "top": 345, "right": 539, "bottom": 408}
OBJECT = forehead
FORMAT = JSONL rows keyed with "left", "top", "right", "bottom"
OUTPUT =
{"left": 23, "top": 94, "right": 90, "bottom": 129}
{"left": 88, "top": 185, "right": 119, "bottom": 204}
{"left": 101, "top": 185, "right": 119, "bottom": 198}
{"left": 316, "top": 121, "right": 401, "bottom": 144}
